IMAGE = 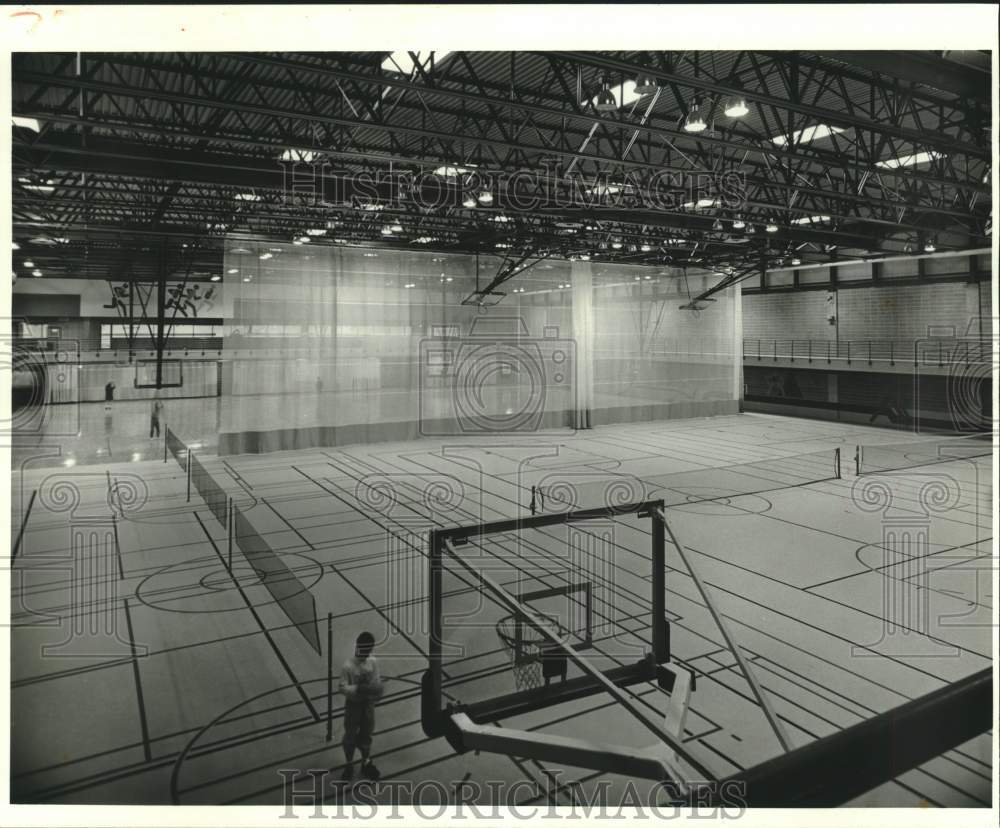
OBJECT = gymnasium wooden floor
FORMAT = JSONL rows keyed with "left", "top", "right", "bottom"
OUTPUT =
{"left": 9, "top": 413, "right": 994, "bottom": 807}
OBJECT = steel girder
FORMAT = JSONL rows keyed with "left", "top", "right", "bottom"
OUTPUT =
{"left": 12, "top": 50, "right": 992, "bottom": 283}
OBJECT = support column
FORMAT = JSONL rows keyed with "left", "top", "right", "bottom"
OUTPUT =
{"left": 154, "top": 248, "right": 167, "bottom": 389}
{"left": 571, "top": 260, "right": 594, "bottom": 429}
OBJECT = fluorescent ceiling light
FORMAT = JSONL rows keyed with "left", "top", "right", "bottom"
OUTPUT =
{"left": 433, "top": 164, "right": 475, "bottom": 177}
{"left": 280, "top": 148, "right": 317, "bottom": 163}
{"left": 791, "top": 215, "right": 832, "bottom": 225}
{"left": 696, "top": 197, "right": 718, "bottom": 208}
{"left": 21, "top": 182, "right": 54, "bottom": 194}
{"left": 876, "top": 151, "right": 943, "bottom": 169}
{"left": 771, "top": 124, "right": 845, "bottom": 146}
{"left": 585, "top": 183, "right": 624, "bottom": 197}
{"left": 12, "top": 116, "right": 41, "bottom": 132}
{"left": 306, "top": 228, "right": 327, "bottom": 236}
{"left": 235, "top": 193, "right": 261, "bottom": 202}
{"left": 590, "top": 79, "right": 645, "bottom": 110}
{"left": 381, "top": 51, "right": 453, "bottom": 75}
{"left": 414, "top": 236, "right": 437, "bottom": 244}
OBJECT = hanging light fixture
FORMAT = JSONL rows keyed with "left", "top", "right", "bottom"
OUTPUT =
{"left": 723, "top": 91, "right": 749, "bottom": 118}
{"left": 712, "top": 219, "right": 723, "bottom": 231}
{"left": 595, "top": 76, "right": 617, "bottom": 112}
{"left": 462, "top": 194, "right": 477, "bottom": 208}
{"left": 477, "top": 190, "right": 493, "bottom": 205}
{"left": 683, "top": 99, "right": 707, "bottom": 133}
{"left": 791, "top": 256, "right": 802, "bottom": 266}
{"left": 765, "top": 223, "right": 778, "bottom": 233}
{"left": 924, "top": 238, "right": 936, "bottom": 253}
{"left": 634, "top": 71, "right": 658, "bottom": 95}
{"left": 732, "top": 217, "right": 745, "bottom": 229}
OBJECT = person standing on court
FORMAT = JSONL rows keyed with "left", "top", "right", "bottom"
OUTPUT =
{"left": 150, "top": 394, "right": 164, "bottom": 438}
{"left": 104, "top": 380, "right": 116, "bottom": 411}
{"left": 339, "top": 631, "right": 384, "bottom": 782}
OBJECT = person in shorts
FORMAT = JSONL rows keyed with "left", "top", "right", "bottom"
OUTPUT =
{"left": 339, "top": 631, "right": 384, "bottom": 782}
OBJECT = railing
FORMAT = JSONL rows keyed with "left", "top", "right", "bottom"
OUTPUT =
{"left": 743, "top": 338, "right": 992, "bottom": 368}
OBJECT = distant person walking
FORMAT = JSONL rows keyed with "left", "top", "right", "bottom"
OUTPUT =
{"left": 339, "top": 631, "right": 384, "bottom": 782}
{"left": 150, "top": 395, "right": 164, "bottom": 438}
{"left": 104, "top": 380, "right": 116, "bottom": 411}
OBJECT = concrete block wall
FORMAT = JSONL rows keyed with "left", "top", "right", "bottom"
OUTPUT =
{"left": 742, "top": 291, "right": 835, "bottom": 341}
{"left": 743, "top": 280, "right": 989, "bottom": 344}
{"left": 837, "top": 282, "right": 982, "bottom": 341}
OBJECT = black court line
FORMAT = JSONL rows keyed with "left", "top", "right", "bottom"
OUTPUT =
{"left": 194, "top": 511, "right": 321, "bottom": 723}
{"left": 12, "top": 489, "right": 38, "bottom": 560}
{"left": 122, "top": 596, "right": 153, "bottom": 763}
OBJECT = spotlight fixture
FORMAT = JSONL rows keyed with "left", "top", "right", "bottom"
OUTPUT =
{"left": 381, "top": 226, "right": 394, "bottom": 236}
{"left": 683, "top": 99, "right": 707, "bottom": 133}
{"left": 791, "top": 257, "right": 802, "bottom": 266}
{"left": 640, "top": 243, "right": 652, "bottom": 252}
{"left": 32, "top": 269, "right": 42, "bottom": 277}
{"left": 23, "top": 260, "right": 34, "bottom": 268}
{"left": 462, "top": 195, "right": 477, "bottom": 208}
{"left": 595, "top": 76, "right": 617, "bottom": 112}
{"left": 723, "top": 93, "right": 749, "bottom": 118}
{"left": 765, "top": 223, "right": 778, "bottom": 233}
{"left": 633, "top": 72, "right": 658, "bottom": 95}
{"left": 477, "top": 190, "right": 493, "bottom": 205}
{"left": 391, "top": 222, "right": 403, "bottom": 233}
{"left": 923, "top": 239, "right": 936, "bottom": 253}
{"left": 211, "top": 275, "right": 222, "bottom": 282}
{"left": 732, "top": 218, "right": 745, "bottom": 229}
{"left": 611, "top": 240, "right": 623, "bottom": 250}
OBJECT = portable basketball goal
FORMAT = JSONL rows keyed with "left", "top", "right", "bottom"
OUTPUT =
{"left": 421, "top": 499, "right": 716, "bottom": 789}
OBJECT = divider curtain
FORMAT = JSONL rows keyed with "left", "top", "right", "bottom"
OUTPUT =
{"left": 220, "top": 240, "right": 738, "bottom": 454}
